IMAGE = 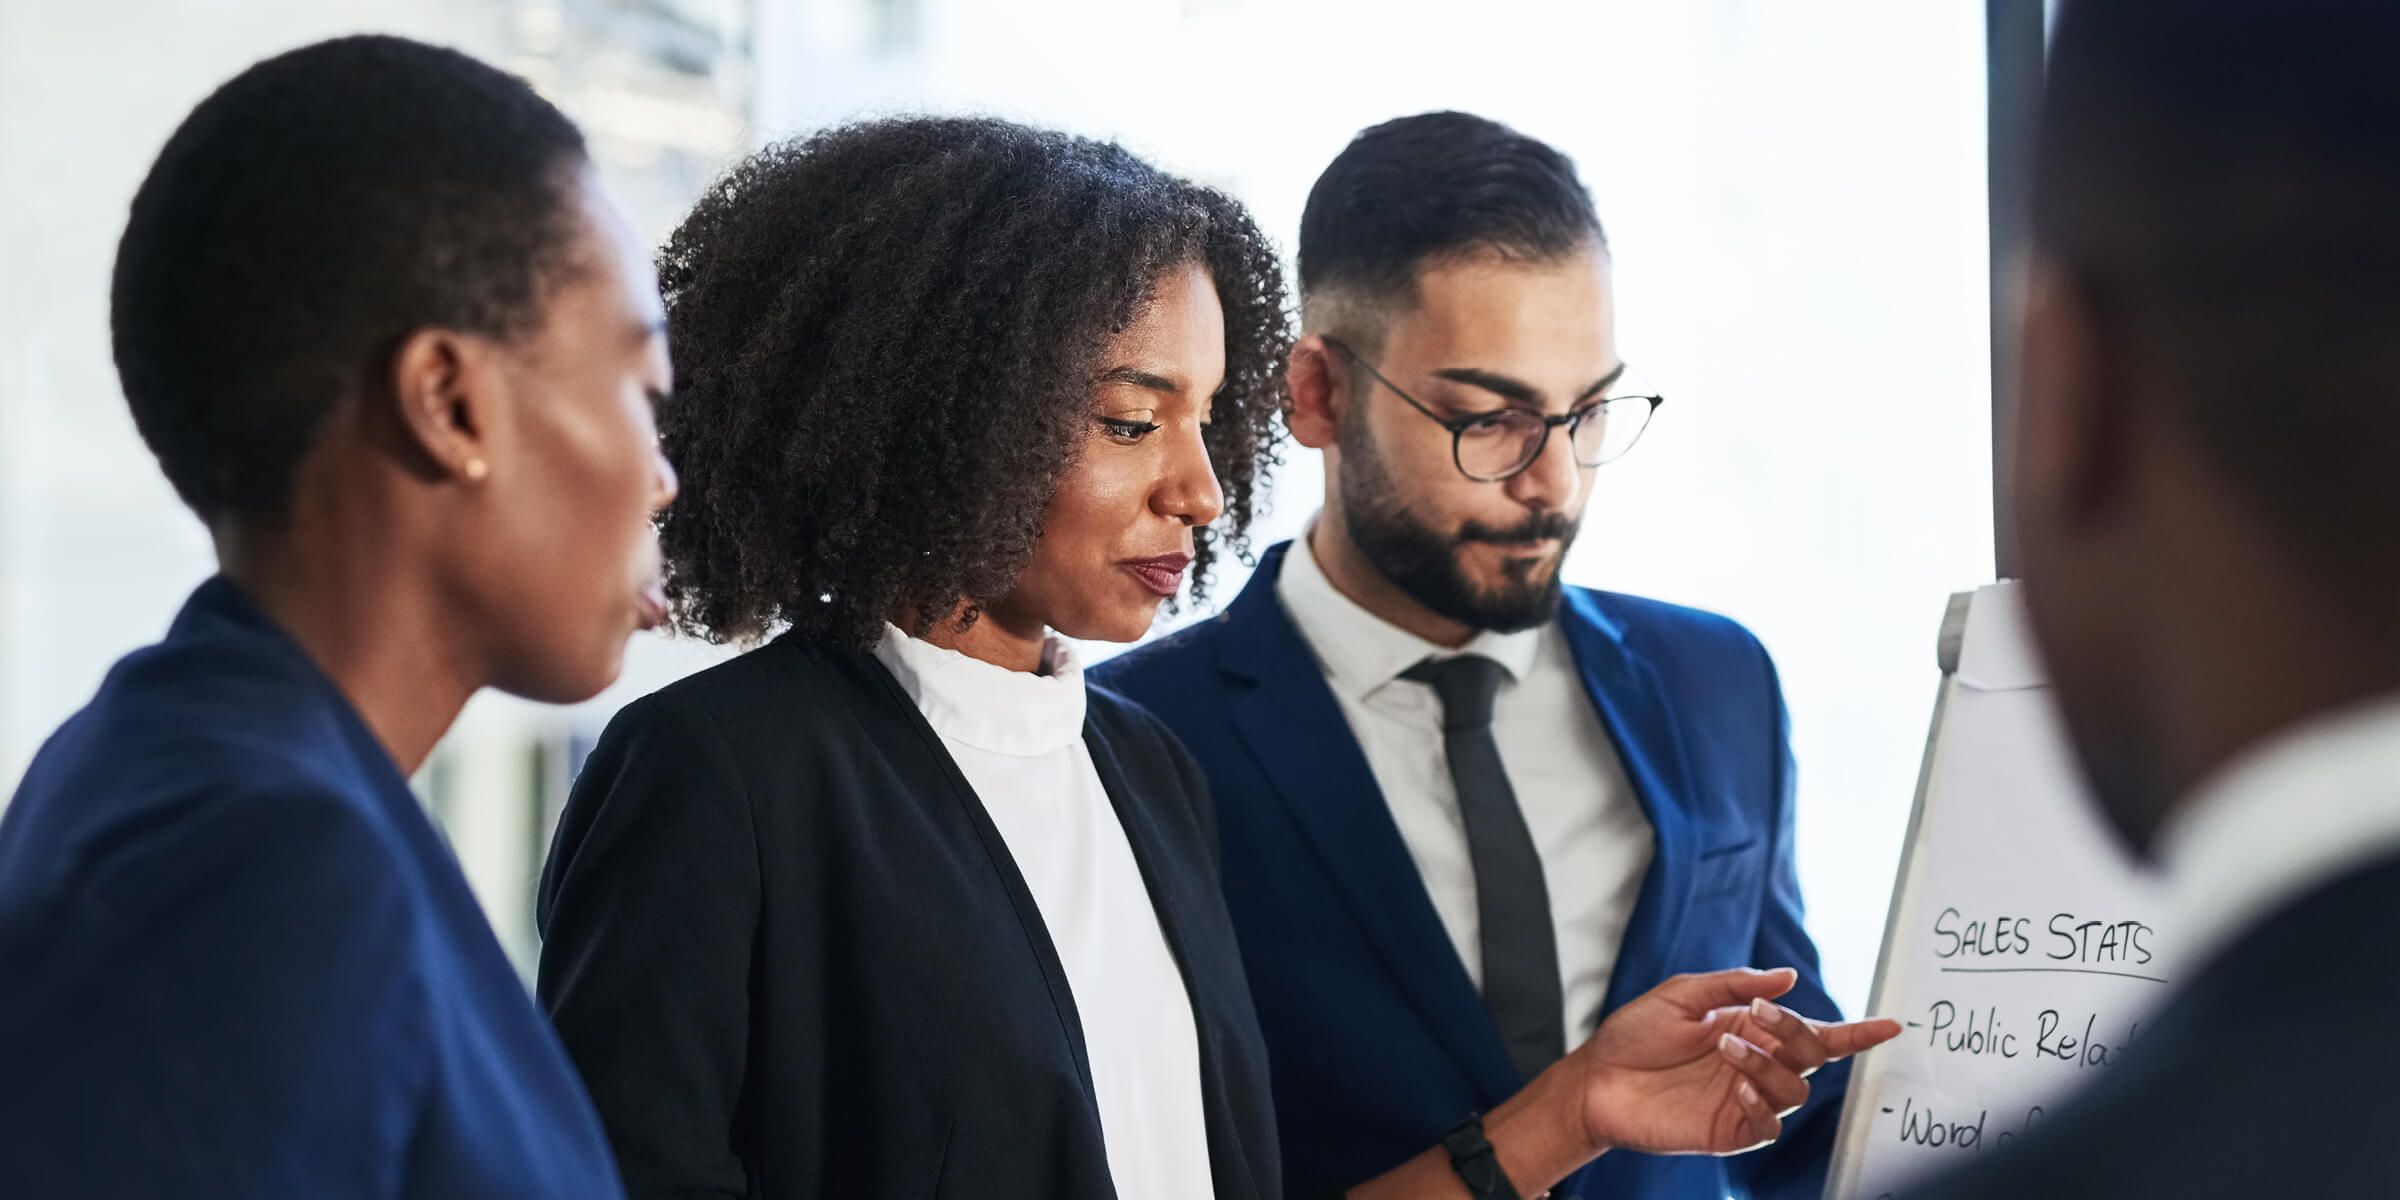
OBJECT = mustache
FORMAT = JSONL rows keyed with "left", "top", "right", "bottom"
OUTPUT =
{"left": 1457, "top": 511, "right": 1578, "bottom": 547}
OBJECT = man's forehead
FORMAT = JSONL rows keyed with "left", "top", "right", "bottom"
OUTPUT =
{"left": 1385, "top": 258, "right": 1614, "bottom": 362}
{"left": 1407, "top": 250, "right": 1609, "bottom": 313}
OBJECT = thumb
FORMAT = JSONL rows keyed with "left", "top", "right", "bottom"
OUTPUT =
{"left": 1654, "top": 966, "right": 1799, "bottom": 1012}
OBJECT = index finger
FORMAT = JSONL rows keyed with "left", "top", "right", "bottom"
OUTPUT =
{"left": 1814, "top": 1017, "right": 1904, "bottom": 1060}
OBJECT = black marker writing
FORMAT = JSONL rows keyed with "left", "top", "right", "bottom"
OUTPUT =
{"left": 1881, "top": 1099, "right": 2049, "bottom": 1154}
{"left": 2046, "top": 913, "right": 2154, "bottom": 965}
{"left": 1925, "top": 1001, "right": 2018, "bottom": 1058}
{"left": 1932, "top": 907, "right": 2032, "bottom": 959}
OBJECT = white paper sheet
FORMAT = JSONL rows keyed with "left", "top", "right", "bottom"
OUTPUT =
{"left": 1825, "top": 583, "right": 2178, "bottom": 1199}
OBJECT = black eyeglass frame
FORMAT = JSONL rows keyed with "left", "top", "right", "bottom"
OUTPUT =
{"left": 1321, "top": 335, "right": 1666, "bottom": 483}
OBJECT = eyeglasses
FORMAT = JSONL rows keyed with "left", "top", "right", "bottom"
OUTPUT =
{"left": 1323, "top": 336, "right": 1665, "bottom": 483}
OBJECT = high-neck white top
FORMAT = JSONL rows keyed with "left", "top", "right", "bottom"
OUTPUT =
{"left": 2159, "top": 691, "right": 2400, "bottom": 970}
{"left": 871, "top": 625, "right": 1216, "bottom": 1200}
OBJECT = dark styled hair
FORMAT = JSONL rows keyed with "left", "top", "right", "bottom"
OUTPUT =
{"left": 1297, "top": 110, "right": 1604, "bottom": 334}
{"left": 2035, "top": 0, "right": 2400, "bottom": 578}
{"left": 110, "top": 34, "right": 590, "bottom": 527}
{"left": 655, "top": 116, "right": 1291, "bottom": 648}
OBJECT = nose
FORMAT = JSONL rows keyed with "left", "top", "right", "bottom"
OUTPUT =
{"left": 1153, "top": 423, "right": 1225, "bottom": 529}
{"left": 1503, "top": 418, "right": 1584, "bottom": 514}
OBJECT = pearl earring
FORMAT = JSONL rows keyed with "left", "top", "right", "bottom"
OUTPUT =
{"left": 463, "top": 458, "right": 490, "bottom": 483}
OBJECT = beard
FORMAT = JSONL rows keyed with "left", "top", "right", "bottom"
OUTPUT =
{"left": 1337, "top": 411, "right": 1580, "bottom": 633}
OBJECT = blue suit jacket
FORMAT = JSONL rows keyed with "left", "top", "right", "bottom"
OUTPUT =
{"left": 0, "top": 579, "right": 621, "bottom": 1199}
{"left": 1093, "top": 542, "right": 1846, "bottom": 1200}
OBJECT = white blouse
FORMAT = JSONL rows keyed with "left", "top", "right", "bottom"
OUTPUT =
{"left": 872, "top": 625, "right": 1217, "bottom": 1200}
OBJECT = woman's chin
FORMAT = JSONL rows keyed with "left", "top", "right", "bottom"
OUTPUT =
{"left": 497, "top": 652, "right": 622, "bottom": 707}
{"left": 1055, "top": 602, "right": 1163, "bottom": 647}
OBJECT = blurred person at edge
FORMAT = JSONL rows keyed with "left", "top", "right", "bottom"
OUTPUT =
{"left": 1923, "top": 1, "right": 2400, "bottom": 1195}
{"left": 0, "top": 35, "right": 676, "bottom": 1199}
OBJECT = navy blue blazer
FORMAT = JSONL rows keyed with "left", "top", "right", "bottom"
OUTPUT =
{"left": 1917, "top": 853, "right": 2400, "bottom": 1199}
{"left": 0, "top": 579, "right": 620, "bottom": 1199}
{"left": 1093, "top": 541, "right": 1847, "bottom": 1200}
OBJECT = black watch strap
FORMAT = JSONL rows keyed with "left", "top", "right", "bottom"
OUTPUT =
{"left": 1441, "top": 1113, "right": 1523, "bottom": 1200}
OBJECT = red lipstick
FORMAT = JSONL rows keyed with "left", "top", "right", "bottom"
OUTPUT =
{"left": 1120, "top": 553, "right": 1192, "bottom": 598}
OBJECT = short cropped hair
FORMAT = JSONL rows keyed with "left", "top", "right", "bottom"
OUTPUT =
{"left": 110, "top": 35, "right": 590, "bottom": 525}
{"left": 1297, "top": 111, "right": 1604, "bottom": 340}
{"left": 2035, "top": 0, "right": 2400, "bottom": 577}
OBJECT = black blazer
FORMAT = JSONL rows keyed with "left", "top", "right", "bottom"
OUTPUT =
{"left": 535, "top": 636, "right": 1280, "bottom": 1200}
{"left": 1916, "top": 853, "right": 2400, "bottom": 1199}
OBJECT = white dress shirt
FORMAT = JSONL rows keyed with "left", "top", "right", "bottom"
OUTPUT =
{"left": 872, "top": 626, "right": 1216, "bottom": 1200}
{"left": 2158, "top": 691, "right": 2400, "bottom": 971}
{"left": 1276, "top": 532, "right": 1655, "bottom": 1043}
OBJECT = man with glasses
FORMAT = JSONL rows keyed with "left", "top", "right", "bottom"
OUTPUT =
{"left": 1097, "top": 112, "right": 1849, "bottom": 1199}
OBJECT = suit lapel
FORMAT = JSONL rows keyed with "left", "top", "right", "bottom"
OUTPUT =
{"left": 1558, "top": 592, "right": 1705, "bottom": 1017}
{"left": 1084, "top": 722, "right": 1263, "bottom": 1200}
{"left": 838, "top": 646, "right": 1101, "bottom": 1112}
{"left": 1216, "top": 545, "right": 1520, "bottom": 1099}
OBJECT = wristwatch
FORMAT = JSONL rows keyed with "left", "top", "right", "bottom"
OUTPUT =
{"left": 1441, "top": 1113, "right": 1524, "bottom": 1200}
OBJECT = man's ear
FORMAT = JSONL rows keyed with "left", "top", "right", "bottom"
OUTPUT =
{"left": 385, "top": 327, "right": 501, "bottom": 485}
{"left": 2015, "top": 255, "right": 2131, "bottom": 546}
{"left": 1288, "top": 333, "right": 1349, "bottom": 451}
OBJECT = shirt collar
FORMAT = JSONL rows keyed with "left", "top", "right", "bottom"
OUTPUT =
{"left": 1274, "top": 522, "right": 1543, "bottom": 703}
{"left": 168, "top": 575, "right": 421, "bottom": 808}
{"left": 2156, "top": 689, "right": 2400, "bottom": 969}
{"left": 871, "top": 623, "right": 1087, "bottom": 757}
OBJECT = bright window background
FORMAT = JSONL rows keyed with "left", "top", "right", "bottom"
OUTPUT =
{"left": 0, "top": 0, "right": 1991, "bottom": 1012}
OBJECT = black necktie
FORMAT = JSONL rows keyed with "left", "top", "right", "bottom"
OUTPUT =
{"left": 1401, "top": 655, "right": 1566, "bottom": 1080}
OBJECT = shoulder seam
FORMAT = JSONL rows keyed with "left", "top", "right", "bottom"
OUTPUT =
{"left": 653, "top": 687, "right": 765, "bottom": 887}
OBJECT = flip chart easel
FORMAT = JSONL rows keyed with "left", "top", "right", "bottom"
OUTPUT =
{"left": 1824, "top": 582, "right": 2179, "bottom": 1198}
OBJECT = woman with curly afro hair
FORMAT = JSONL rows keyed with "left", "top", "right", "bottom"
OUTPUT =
{"left": 533, "top": 116, "right": 1293, "bottom": 1200}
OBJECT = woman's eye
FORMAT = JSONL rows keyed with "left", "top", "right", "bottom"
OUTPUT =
{"left": 1098, "top": 417, "right": 1161, "bottom": 443}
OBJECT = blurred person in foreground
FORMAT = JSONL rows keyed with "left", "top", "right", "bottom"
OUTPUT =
{"left": 1921, "top": 0, "right": 2400, "bottom": 1196}
{"left": 534, "top": 114, "right": 1889, "bottom": 1200}
{"left": 1097, "top": 111, "right": 1884, "bottom": 1199}
{"left": 0, "top": 35, "right": 678, "bottom": 1198}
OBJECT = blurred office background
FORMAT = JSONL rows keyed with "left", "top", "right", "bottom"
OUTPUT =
{"left": 0, "top": 0, "right": 1991, "bottom": 1014}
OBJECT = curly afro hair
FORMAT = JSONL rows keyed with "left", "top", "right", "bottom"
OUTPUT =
{"left": 657, "top": 116, "right": 1292, "bottom": 648}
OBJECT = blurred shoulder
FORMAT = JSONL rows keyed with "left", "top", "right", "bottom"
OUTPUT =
{"left": 2, "top": 767, "right": 422, "bottom": 1014}
{"left": 5, "top": 636, "right": 416, "bottom": 929}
